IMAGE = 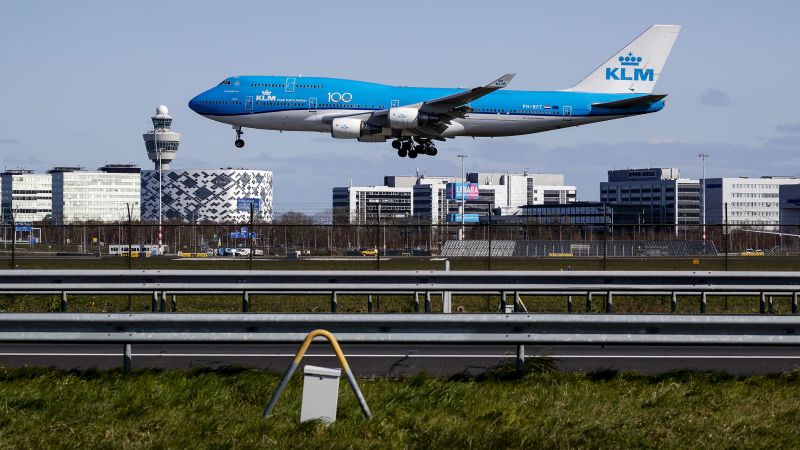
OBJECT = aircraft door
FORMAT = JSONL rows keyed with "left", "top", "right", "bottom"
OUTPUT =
{"left": 245, "top": 96, "right": 253, "bottom": 112}
{"left": 308, "top": 97, "right": 317, "bottom": 112}
{"left": 391, "top": 99, "right": 400, "bottom": 108}
{"left": 285, "top": 77, "right": 296, "bottom": 93}
{"left": 562, "top": 105, "right": 572, "bottom": 121}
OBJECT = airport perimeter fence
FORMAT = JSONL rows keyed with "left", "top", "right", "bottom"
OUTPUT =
{"left": 1, "top": 221, "right": 799, "bottom": 270}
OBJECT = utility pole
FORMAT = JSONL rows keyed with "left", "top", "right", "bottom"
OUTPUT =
{"left": 376, "top": 203, "right": 381, "bottom": 270}
{"left": 457, "top": 154, "right": 468, "bottom": 241}
{"left": 699, "top": 153, "right": 709, "bottom": 251}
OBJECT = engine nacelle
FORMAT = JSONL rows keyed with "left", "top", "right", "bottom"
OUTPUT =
{"left": 330, "top": 118, "right": 381, "bottom": 139}
{"left": 388, "top": 107, "right": 439, "bottom": 129}
{"left": 389, "top": 107, "right": 419, "bottom": 129}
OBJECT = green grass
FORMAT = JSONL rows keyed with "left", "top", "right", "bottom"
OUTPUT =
{"left": 1, "top": 365, "right": 799, "bottom": 449}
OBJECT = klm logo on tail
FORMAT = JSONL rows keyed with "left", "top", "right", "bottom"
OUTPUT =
{"left": 605, "top": 52, "right": 654, "bottom": 82}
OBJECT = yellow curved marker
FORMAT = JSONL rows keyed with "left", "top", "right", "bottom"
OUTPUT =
{"left": 263, "top": 329, "right": 371, "bottom": 419}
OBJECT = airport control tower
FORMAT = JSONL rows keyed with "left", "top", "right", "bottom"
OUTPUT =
{"left": 142, "top": 105, "right": 180, "bottom": 170}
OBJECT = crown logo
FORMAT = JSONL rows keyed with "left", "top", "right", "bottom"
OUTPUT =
{"left": 619, "top": 52, "right": 643, "bottom": 66}
{"left": 261, "top": 90, "right": 272, "bottom": 96}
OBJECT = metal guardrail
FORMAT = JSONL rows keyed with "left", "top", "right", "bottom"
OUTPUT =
{"left": 1, "top": 313, "right": 799, "bottom": 345}
{"left": 1, "top": 269, "right": 800, "bottom": 314}
{"left": 1, "top": 269, "right": 800, "bottom": 292}
{"left": 2, "top": 312, "right": 799, "bottom": 372}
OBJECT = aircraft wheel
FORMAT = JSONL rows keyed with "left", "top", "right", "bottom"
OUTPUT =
{"left": 401, "top": 141, "right": 412, "bottom": 151}
{"left": 397, "top": 149, "right": 407, "bottom": 158}
{"left": 235, "top": 139, "right": 245, "bottom": 148}
{"left": 391, "top": 140, "right": 401, "bottom": 150}
{"left": 408, "top": 150, "right": 418, "bottom": 159}
{"left": 429, "top": 146, "right": 438, "bottom": 156}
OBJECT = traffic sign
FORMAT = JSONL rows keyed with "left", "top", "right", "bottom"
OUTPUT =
{"left": 237, "top": 198, "right": 261, "bottom": 212}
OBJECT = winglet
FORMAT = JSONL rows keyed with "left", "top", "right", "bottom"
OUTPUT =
{"left": 489, "top": 73, "right": 515, "bottom": 88}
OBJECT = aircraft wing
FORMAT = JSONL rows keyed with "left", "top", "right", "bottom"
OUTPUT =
{"left": 321, "top": 74, "right": 515, "bottom": 133}
{"left": 363, "top": 73, "right": 515, "bottom": 130}
{"left": 418, "top": 73, "right": 516, "bottom": 113}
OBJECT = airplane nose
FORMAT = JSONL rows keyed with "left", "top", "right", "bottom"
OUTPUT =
{"left": 188, "top": 95, "right": 203, "bottom": 114}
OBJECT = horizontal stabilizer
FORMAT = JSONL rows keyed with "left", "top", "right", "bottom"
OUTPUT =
{"left": 592, "top": 94, "right": 667, "bottom": 109}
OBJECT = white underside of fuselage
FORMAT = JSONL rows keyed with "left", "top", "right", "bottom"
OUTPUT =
{"left": 203, "top": 110, "right": 631, "bottom": 140}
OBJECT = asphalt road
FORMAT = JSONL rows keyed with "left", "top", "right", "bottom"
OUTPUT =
{"left": 1, "top": 343, "right": 799, "bottom": 376}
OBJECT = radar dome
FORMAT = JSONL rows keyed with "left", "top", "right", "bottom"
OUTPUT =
{"left": 156, "top": 105, "right": 169, "bottom": 115}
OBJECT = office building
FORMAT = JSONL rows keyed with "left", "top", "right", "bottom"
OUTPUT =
{"left": 779, "top": 184, "right": 800, "bottom": 226}
{"left": 1, "top": 170, "right": 52, "bottom": 223}
{"left": 467, "top": 172, "right": 577, "bottom": 214}
{"left": 141, "top": 169, "right": 273, "bottom": 223}
{"left": 50, "top": 165, "right": 141, "bottom": 224}
{"left": 704, "top": 176, "right": 800, "bottom": 226}
{"left": 600, "top": 168, "right": 700, "bottom": 225}
{"left": 332, "top": 185, "right": 414, "bottom": 224}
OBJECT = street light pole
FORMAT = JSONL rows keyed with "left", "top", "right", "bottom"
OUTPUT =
{"left": 157, "top": 135, "right": 162, "bottom": 256}
{"left": 457, "top": 154, "right": 468, "bottom": 241}
{"left": 699, "top": 153, "right": 709, "bottom": 249}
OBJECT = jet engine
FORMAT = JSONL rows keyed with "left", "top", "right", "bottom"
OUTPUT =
{"left": 331, "top": 118, "right": 381, "bottom": 139}
{"left": 388, "top": 107, "right": 438, "bottom": 129}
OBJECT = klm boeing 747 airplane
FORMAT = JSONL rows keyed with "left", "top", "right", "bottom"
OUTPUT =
{"left": 189, "top": 24, "right": 680, "bottom": 158}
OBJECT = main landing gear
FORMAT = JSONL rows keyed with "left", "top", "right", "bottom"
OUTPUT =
{"left": 233, "top": 126, "right": 245, "bottom": 148}
{"left": 391, "top": 137, "right": 438, "bottom": 158}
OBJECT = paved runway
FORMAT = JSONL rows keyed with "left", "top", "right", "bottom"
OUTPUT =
{"left": 1, "top": 343, "right": 799, "bottom": 375}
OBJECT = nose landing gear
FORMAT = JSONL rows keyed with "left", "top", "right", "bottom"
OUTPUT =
{"left": 392, "top": 138, "right": 437, "bottom": 158}
{"left": 233, "top": 126, "right": 245, "bottom": 148}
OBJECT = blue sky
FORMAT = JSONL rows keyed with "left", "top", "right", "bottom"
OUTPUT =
{"left": 1, "top": 1, "right": 799, "bottom": 212}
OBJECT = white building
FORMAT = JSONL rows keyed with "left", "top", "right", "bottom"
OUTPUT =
{"left": 141, "top": 169, "right": 273, "bottom": 223}
{"left": 332, "top": 185, "right": 414, "bottom": 224}
{"left": 51, "top": 165, "right": 141, "bottom": 224}
{"left": 705, "top": 176, "right": 800, "bottom": 227}
{"left": 467, "top": 172, "right": 576, "bottom": 215}
{"left": 600, "top": 168, "right": 700, "bottom": 225}
{"left": 1, "top": 170, "right": 52, "bottom": 223}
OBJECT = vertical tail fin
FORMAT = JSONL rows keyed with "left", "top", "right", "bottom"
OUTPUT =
{"left": 565, "top": 24, "right": 681, "bottom": 94}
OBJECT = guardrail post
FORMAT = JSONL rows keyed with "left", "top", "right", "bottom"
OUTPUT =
{"left": 700, "top": 292, "right": 707, "bottom": 314}
{"left": 171, "top": 294, "right": 177, "bottom": 312}
{"left": 671, "top": 292, "right": 677, "bottom": 313}
{"left": 586, "top": 292, "right": 592, "bottom": 312}
{"left": 760, "top": 292, "right": 766, "bottom": 314}
{"left": 567, "top": 295, "right": 573, "bottom": 313}
{"left": 516, "top": 344, "right": 525, "bottom": 373}
{"left": 442, "top": 292, "right": 452, "bottom": 314}
{"left": 793, "top": 292, "right": 798, "bottom": 314}
{"left": 768, "top": 296, "right": 774, "bottom": 314}
{"left": 331, "top": 292, "right": 338, "bottom": 313}
{"left": 368, "top": 294, "right": 373, "bottom": 313}
{"left": 425, "top": 292, "right": 432, "bottom": 313}
{"left": 242, "top": 292, "right": 250, "bottom": 312}
{"left": 159, "top": 292, "right": 167, "bottom": 313}
{"left": 413, "top": 292, "right": 420, "bottom": 313}
{"left": 605, "top": 292, "right": 613, "bottom": 314}
{"left": 151, "top": 291, "right": 158, "bottom": 312}
{"left": 60, "top": 291, "right": 68, "bottom": 312}
{"left": 123, "top": 343, "right": 132, "bottom": 374}
{"left": 500, "top": 292, "right": 507, "bottom": 312}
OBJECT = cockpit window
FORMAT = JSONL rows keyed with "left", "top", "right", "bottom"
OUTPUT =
{"left": 219, "top": 80, "right": 232, "bottom": 86}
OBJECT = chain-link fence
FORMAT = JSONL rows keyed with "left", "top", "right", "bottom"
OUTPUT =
{"left": 1, "top": 222, "right": 799, "bottom": 270}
